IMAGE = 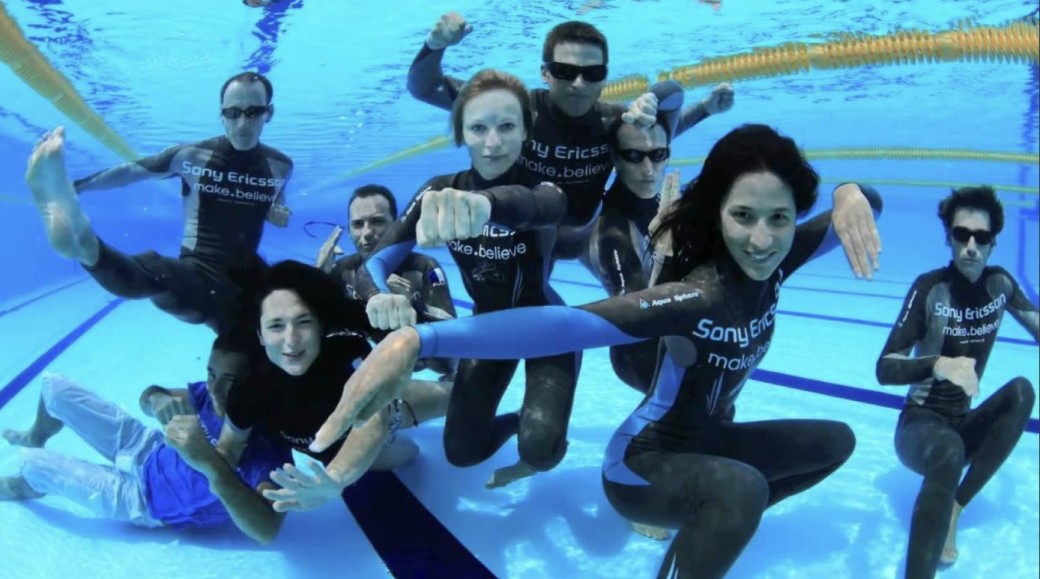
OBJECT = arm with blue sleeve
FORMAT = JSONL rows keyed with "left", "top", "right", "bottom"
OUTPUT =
{"left": 406, "top": 43, "right": 465, "bottom": 111}
{"left": 73, "top": 144, "right": 184, "bottom": 193}
{"left": 413, "top": 281, "right": 707, "bottom": 360}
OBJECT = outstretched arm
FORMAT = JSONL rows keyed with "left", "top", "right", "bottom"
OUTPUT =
{"left": 73, "top": 145, "right": 184, "bottom": 193}
{"left": 406, "top": 12, "right": 471, "bottom": 110}
{"left": 263, "top": 408, "right": 392, "bottom": 512}
{"left": 310, "top": 281, "right": 709, "bottom": 450}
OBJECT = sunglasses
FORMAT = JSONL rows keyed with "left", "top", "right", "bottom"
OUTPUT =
{"left": 617, "top": 147, "right": 670, "bottom": 163}
{"left": 545, "top": 62, "right": 608, "bottom": 83}
{"left": 221, "top": 105, "right": 270, "bottom": 120}
{"left": 951, "top": 226, "right": 994, "bottom": 245}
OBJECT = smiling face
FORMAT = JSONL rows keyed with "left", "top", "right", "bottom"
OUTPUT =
{"left": 258, "top": 289, "right": 322, "bottom": 376}
{"left": 948, "top": 208, "right": 994, "bottom": 283}
{"left": 462, "top": 89, "right": 526, "bottom": 180}
{"left": 719, "top": 171, "right": 797, "bottom": 281}
{"left": 541, "top": 42, "right": 606, "bottom": 117}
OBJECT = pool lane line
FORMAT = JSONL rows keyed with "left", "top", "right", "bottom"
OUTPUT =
{"left": 342, "top": 471, "right": 495, "bottom": 579}
{"left": 752, "top": 369, "right": 1039, "bottom": 435}
{"left": 0, "top": 298, "right": 124, "bottom": 410}
{"left": 0, "top": 277, "right": 88, "bottom": 319}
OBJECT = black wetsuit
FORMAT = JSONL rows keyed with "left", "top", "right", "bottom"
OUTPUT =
{"left": 73, "top": 136, "right": 292, "bottom": 328}
{"left": 877, "top": 264, "right": 1038, "bottom": 579}
{"left": 406, "top": 44, "right": 708, "bottom": 227}
{"left": 330, "top": 252, "right": 457, "bottom": 375}
{"left": 355, "top": 165, "right": 579, "bottom": 472}
{"left": 410, "top": 186, "right": 882, "bottom": 578}
{"left": 578, "top": 180, "right": 662, "bottom": 393}
{"left": 225, "top": 333, "right": 371, "bottom": 465}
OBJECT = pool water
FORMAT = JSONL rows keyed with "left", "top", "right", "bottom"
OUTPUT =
{"left": 0, "top": 1, "right": 1037, "bottom": 577}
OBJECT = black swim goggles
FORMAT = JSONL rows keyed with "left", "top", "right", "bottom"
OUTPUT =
{"left": 617, "top": 147, "right": 670, "bottom": 164}
{"left": 951, "top": 226, "right": 994, "bottom": 245}
{"left": 221, "top": 105, "right": 271, "bottom": 119}
{"left": 545, "top": 61, "right": 608, "bottom": 83}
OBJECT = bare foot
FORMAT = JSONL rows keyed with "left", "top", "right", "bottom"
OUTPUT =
{"left": 486, "top": 461, "right": 536, "bottom": 489}
{"left": 940, "top": 502, "right": 964, "bottom": 565}
{"left": 630, "top": 521, "right": 672, "bottom": 540}
{"left": 26, "top": 126, "right": 99, "bottom": 265}
{"left": 2, "top": 428, "right": 44, "bottom": 448}
{"left": 0, "top": 475, "right": 43, "bottom": 500}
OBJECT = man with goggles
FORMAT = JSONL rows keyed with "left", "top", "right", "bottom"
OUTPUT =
{"left": 405, "top": 13, "right": 734, "bottom": 229}
{"left": 27, "top": 72, "right": 293, "bottom": 332}
{"left": 876, "top": 185, "right": 1038, "bottom": 578}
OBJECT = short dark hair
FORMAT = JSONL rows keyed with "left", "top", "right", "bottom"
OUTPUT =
{"left": 220, "top": 72, "right": 274, "bottom": 104}
{"left": 451, "top": 69, "right": 533, "bottom": 147}
{"left": 542, "top": 21, "right": 609, "bottom": 64}
{"left": 607, "top": 117, "right": 671, "bottom": 152}
{"left": 652, "top": 124, "right": 819, "bottom": 279}
{"left": 938, "top": 186, "right": 1004, "bottom": 237}
{"left": 349, "top": 184, "right": 398, "bottom": 220}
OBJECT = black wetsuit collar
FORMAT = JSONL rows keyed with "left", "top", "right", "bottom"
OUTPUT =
{"left": 471, "top": 163, "right": 523, "bottom": 189}
{"left": 603, "top": 180, "right": 659, "bottom": 237}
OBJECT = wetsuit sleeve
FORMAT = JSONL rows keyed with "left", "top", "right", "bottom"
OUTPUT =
{"left": 783, "top": 183, "right": 883, "bottom": 272}
{"left": 475, "top": 182, "right": 567, "bottom": 230}
{"left": 876, "top": 275, "right": 939, "bottom": 384}
{"left": 355, "top": 182, "right": 431, "bottom": 299}
{"left": 73, "top": 144, "right": 186, "bottom": 192}
{"left": 406, "top": 43, "right": 465, "bottom": 111}
{"left": 414, "top": 281, "right": 708, "bottom": 360}
{"left": 594, "top": 215, "right": 649, "bottom": 296}
{"left": 998, "top": 269, "right": 1040, "bottom": 342}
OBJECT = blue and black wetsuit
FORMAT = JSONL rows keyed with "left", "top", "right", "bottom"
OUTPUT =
{"left": 73, "top": 136, "right": 292, "bottom": 329}
{"left": 406, "top": 44, "right": 708, "bottom": 228}
{"left": 355, "top": 166, "right": 579, "bottom": 471}
{"left": 877, "top": 264, "right": 1038, "bottom": 579}
{"left": 407, "top": 185, "right": 882, "bottom": 578}
{"left": 330, "top": 252, "right": 457, "bottom": 376}
{"left": 570, "top": 179, "right": 662, "bottom": 393}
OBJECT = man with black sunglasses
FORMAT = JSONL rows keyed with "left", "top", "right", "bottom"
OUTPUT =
{"left": 26, "top": 72, "right": 293, "bottom": 331}
{"left": 876, "top": 185, "right": 1038, "bottom": 578}
{"left": 406, "top": 13, "right": 734, "bottom": 229}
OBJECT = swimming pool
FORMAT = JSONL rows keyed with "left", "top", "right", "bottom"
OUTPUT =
{"left": 0, "top": 0, "right": 1037, "bottom": 577}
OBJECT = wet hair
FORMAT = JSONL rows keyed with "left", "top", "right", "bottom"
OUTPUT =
{"left": 349, "top": 184, "right": 398, "bottom": 220}
{"left": 219, "top": 72, "right": 274, "bottom": 104}
{"left": 223, "top": 256, "right": 369, "bottom": 343}
{"left": 651, "top": 124, "right": 820, "bottom": 279}
{"left": 542, "top": 21, "right": 609, "bottom": 64}
{"left": 937, "top": 186, "right": 1004, "bottom": 237}
{"left": 606, "top": 117, "right": 671, "bottom": 153}
{"left": 451, "top": 69, "right": 533, "bottom": 146}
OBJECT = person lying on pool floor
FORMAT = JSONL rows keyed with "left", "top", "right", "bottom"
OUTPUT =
{"left": 0, "top": 336, "right": 290, "bottom": 544}
{"left": 875, "top": 185, "right": 1038, "bottom": 579}
{"left": 309, "top": 124, "right": 884, "bottom": 579}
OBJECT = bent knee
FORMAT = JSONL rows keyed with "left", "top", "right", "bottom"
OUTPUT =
{"left": 1009, "top": 377, "right": 1036, "bottom": 409}
{"left": 518, "top": 435, "right": 567, "bottom": 472}
{"left": 828, "top": 421, "right": 857, "bottom": 464}
{"left": 39, "top": 374, "right": 80, "bottom": 415}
